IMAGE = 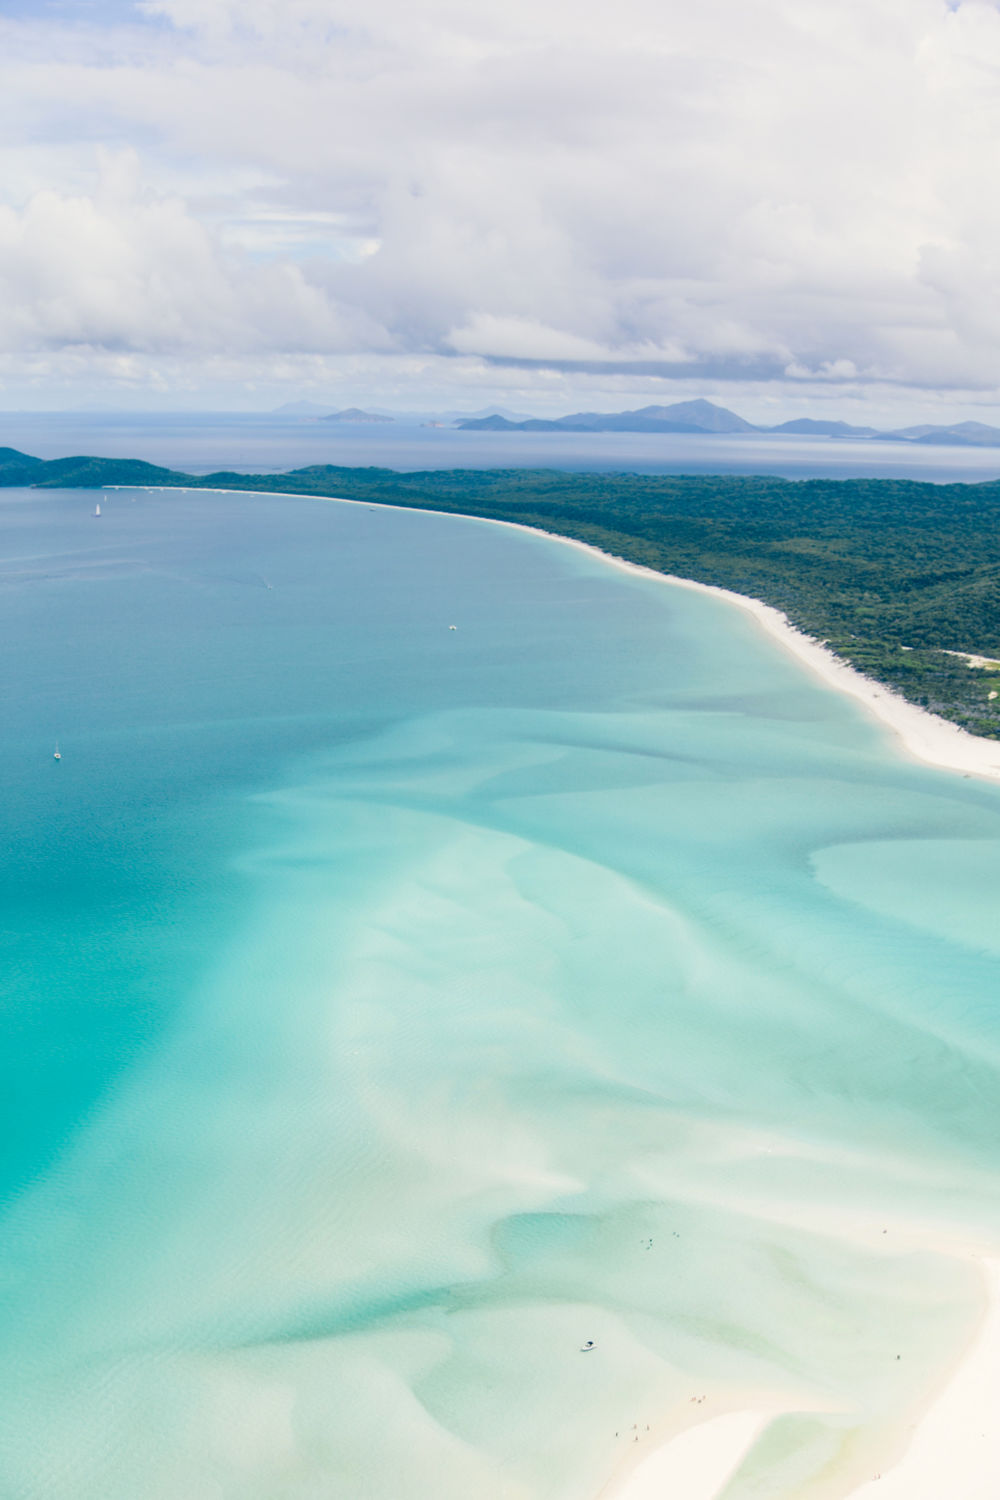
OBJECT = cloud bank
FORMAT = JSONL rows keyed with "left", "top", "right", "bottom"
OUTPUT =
{"left": 3, "top": 0, "right": 1000, "bottom": 409}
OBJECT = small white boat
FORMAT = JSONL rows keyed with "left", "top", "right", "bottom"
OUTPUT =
{"left": 93, "top": 503, "right": 101, "bottom": 518}
{"left": 53, "top": 744, "right": 61, "bottom": 761}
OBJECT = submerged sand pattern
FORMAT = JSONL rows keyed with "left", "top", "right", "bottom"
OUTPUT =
{"left": 0, "top": 489, "right": 999, "bottom": 1499}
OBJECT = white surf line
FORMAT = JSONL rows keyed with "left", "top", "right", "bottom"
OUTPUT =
{"left": 846, "top": 1259, "right": 1000, "bottom": 1500}
{"left": 105, "top": 484, "right": 1000, "bottom": 783}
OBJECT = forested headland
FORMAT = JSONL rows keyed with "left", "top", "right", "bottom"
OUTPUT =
{"left": 4, "top": 445, "right": 1000, "bottom": 737}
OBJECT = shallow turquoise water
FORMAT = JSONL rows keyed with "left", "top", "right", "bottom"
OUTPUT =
{"left": 1, "top": 486, "right": 1000, "bottom": 1498}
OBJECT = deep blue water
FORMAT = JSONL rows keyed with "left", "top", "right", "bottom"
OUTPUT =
{"left": 0, "top": 486, "right": 692, "bottom": 1201}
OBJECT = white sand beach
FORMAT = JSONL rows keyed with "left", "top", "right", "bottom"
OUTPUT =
{"left": 126, "top": 483, "right": 1000, "bottom": 782}
{"left": 535, "top": 533, "right": 1000, "bottom": 785}
{"left": 844, "top": 1258, "right": 1000, "bottom": 1500}
{"left": 600, "top": 1411, "right": 773, "bottom": 1500}
{"left": 599, "top": 1258, "right": 1000, "bottom": 1500}
{"left": 658, "top": 572, "right": 1000, "bottom": 784}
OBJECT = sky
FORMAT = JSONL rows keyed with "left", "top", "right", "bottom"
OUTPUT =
{"left": 3, "top": 0, "right": 1000, "bottom": 419}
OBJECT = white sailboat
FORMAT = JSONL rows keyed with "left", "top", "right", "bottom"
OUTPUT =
{"left": 93, "top": 502, "right": 101, "bottom": 518}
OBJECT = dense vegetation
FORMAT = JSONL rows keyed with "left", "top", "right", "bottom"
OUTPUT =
{"left": 5, "top": 446, "right": 1000, "bottom": 736}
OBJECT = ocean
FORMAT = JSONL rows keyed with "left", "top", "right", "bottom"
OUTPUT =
{"left": 5, "top": 409, "right": 1000, "bottom": 481}
{"left": 1, "top": 483, "right": 1000, "bottom": 1499}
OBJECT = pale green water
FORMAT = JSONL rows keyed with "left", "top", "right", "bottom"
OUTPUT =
{"left": 1, "top": 487, "right": 999, "bottom": 1498}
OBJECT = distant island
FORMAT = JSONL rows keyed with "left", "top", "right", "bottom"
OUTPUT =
{"left": 267, "top": 395, "right": 1000, "bottom": 444}
{"left": 4, "top": 443, "right": 1000, "bottom": 738}
{"left": 272, "top": 400, "right": 340, "bottom": 416}
{"left": 272, "top": 403, "right": 396, "bottom": 422}
{"left": 455, "top": 397, "right": 1000, "bottom": 447}
{"left": 271, "top": 402, "right": 533, "bottom": 424}
{"left": 320, "top": 408, "right": 394, "bottom": 425}
{"left": 457, "top": 399, "right": 757, "bottom": 434}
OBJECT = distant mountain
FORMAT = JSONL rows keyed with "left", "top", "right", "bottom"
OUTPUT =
{"left": 3, "top": 454, "right": 183, "bottom": 487}
{"left": 272, "top": 397, "right": 1000, "bottom": 446}
{"left": 272, "top": 403, "right": 536, "bottom": 425}
{"left": 444, "top": 406, "right": 535, "bottom": 423}
{"left": 877, "top": 420, "right": 1000, "bottom": 447}
{"left": 457, "top": 399, "right": 755, "bottom": 434}
{"left": 0, "top": 446, "right": 42, "bottom": 472}
{"left": 881, "top": 424, "right": 940, "bottom": 440}
{"left": 320, "top": 408, "right": 395, "bottom": 425}
{"left": 459, "top": 415, "right": 530, "bottom": 431}
{"left": 454, "top": 402, "right": 1000, "bottom": 446}
{"left": 913, "top": 421, "right": 1000, "bottom": 446}
{"left": 769, "top": 419, "right": 879, "bottom": 438}
{"left": 645, "top": 399, "right": 757, "bottom": 433}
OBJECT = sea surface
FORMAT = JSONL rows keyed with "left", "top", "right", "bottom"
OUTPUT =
{"left": 2, "top": 485, "right": 1000, "bottom": 1499}
{"left": 5, "top": 409, "right": 1000, "bottom": 481}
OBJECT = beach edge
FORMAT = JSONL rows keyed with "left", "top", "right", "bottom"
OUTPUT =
{"left": 118, "top": 483, "right": 1000, "bottom": 784}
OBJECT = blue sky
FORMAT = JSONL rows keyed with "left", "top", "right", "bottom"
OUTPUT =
{"left": 2, "top": 0, "right": 1000, "bottom": 419}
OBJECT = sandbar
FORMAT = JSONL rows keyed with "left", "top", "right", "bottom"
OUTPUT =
{"left": 600, "top": 1411, "right": 772, "bottom": 1500}
{"left": 110, "top": 483, "right": 1000, "bottom": 1497}
{"left": 845, "top": 1258, "right": 1000, "bottom": 1500}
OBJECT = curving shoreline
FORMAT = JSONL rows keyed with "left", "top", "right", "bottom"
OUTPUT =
{"left": 477, "top": 518, "right": 1000, "bottom": 784}
{"left": 601, "top": 1258, "right": 1000, "bottom": 1500}
{"left": 479, "top": 512, "right": 1000, "bottom": 1494}
{"left": 102, "top": 482, "right": 1000, "bottom": 1497}
{"left": 590, "top": 555, "right": 1000, "bottom": 784}
{"left": 113, "top": 482, "right": 1000, "bottom": 782}
{"left": 148, "top": 483, "right": 1000, "bottom": 784}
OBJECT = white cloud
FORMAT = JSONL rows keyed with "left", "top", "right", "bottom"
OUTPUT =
{"left": 444, "top": 314, "right": 692, "bottom": 364}
{"left": 3, "top": 0, "right": 1000, "bottom": 408}
{"left": 0, "top": 153, "right": 383, "bottom": 357}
